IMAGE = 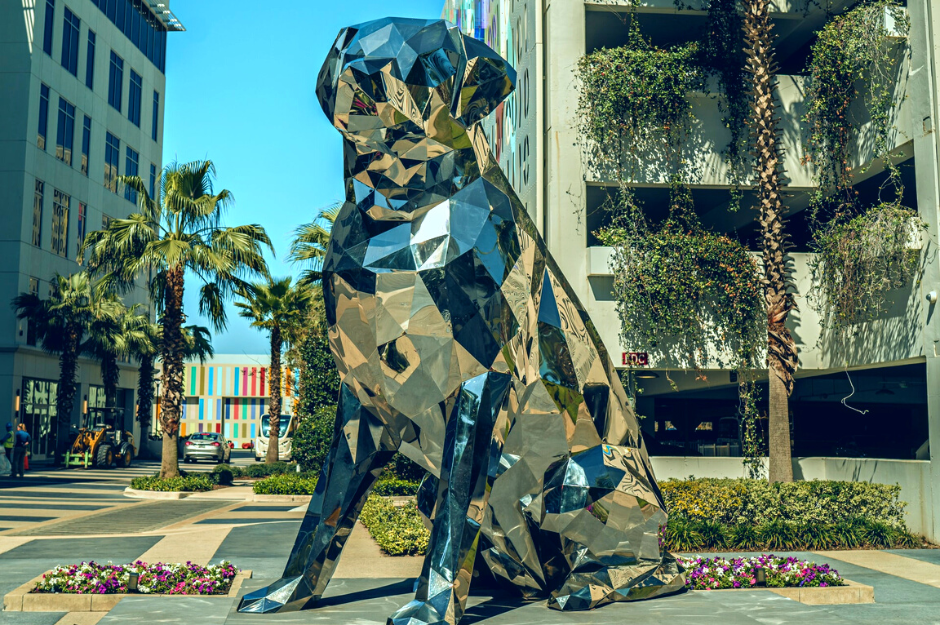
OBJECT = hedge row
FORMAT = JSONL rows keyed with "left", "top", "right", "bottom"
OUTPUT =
{"left": 130, "top": 473, "right": 216, "bottom": 492}
{"left": 211, "top": 462, "right": 297, "bottom": 483}
{"left": 661, "top": 478, "right": 907, "bottom": 527}
{"left": 665, "top": 516, "right": 921, "bottom": 552}
{"left": 359, "top": 495, "right": 429, "bottom": 556}
{"left": 250, "top": 474, "right": 421, "bottom": 496}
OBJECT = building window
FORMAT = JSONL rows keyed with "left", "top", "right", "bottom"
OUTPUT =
{"left": 32, "top": 180, "right": 44, "bottom": 247}
{"left": 125, "top": 146, "right": 139, "bottom": 203}
{"left": 81, "top": 115, "right": 91, "bottom": 176}
{"left": 104, "top": 132, "right": 120, "bottom": 193}
{"left": 88, "top": 0, "right": 168, "bottom": 74}
{"left": 38, "top": 84, "right": 50, "bottom": 150}
{"left": 108, "top": 51, "right": 123, "bottom": 112}
{"left": 55, "top": 98, "right": 75, "bottom": 166}
{"left": 43, "top": 0, "right": 55, "bottom": 56}
{"left": 26, "top": 278, "right": 40, "bottom": 346}
{"left": 85, "top": 30, "right": 96, "bottom": 90}
{"left": 76, "top": 202, "right": 86, "bottom": 258}
{"left": 128, "top": 70, "right": 142, "bottom": 126}
{"left": 21, "top": 379, "right": 58, "bottom": 458}
{"left": 51, "top": 189, "right": 70, "bottom": 257}
{"left": 151, "top": 90, "right": 159, "bottom": 142}
{"left": 149, "top": 163, "right": 157, "bottom": 199}
{"left": 102, "top": 214, "right": 112, "bottom": 229}
{"left": 61, "top": 7, "right": 80, "bottom": 76}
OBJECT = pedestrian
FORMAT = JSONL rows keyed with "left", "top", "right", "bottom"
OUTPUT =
{"left": 12, "top": 423, "right": 30, "bottom": 479}
{"left": 1, "top": 423, "right": 13, "bottom": 461}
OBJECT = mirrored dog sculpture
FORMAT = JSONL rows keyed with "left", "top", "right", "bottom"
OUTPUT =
{"left": 238, "top": 16, "right": 685, "bottom": 624}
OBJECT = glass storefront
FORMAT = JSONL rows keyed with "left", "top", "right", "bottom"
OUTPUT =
{"left": 21, "top": 378, "right": 58, "bottom": 459}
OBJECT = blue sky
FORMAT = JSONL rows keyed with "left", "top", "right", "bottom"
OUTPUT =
{"left": 163, "top": 0, "right": 444, "bottom": 355}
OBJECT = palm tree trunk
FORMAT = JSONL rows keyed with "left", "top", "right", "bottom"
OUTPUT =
{"left": 101, "top": 355, "right": 119, "bottom": 409}
{"left": 744, "top": 0, "right": 797, "bottom": 483}
{"left": 136, "top": 355, "right": 155, "bottom": 459}
{"left": 159, "top": 266, "right": 186, "bottom": 478}
{"left": 54, "top": 327, "right": 81, "bottom": 463}
{"left": 266, "top": 326, "right": 282, "bottom": 463}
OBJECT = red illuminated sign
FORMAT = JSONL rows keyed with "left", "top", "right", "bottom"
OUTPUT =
{"left": 622, "top": 352, "right": 649, "bottom": 367}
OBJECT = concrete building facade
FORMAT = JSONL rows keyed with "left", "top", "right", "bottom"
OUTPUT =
{"left": 443, "top": 0, "right": 940, "bottom": 541}
{"left": 0, "top": 0, "right": 182, "bottom": 459}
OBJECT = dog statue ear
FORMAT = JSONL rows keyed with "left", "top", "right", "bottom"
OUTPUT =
{"left": 454, "top": 34, "right": 516, "bottom": 127}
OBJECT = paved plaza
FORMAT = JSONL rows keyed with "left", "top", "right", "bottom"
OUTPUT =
{"left": 2, "top": 461, "right": 940, "bottom": 624}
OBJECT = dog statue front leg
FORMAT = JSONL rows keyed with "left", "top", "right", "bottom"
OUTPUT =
{"left": 238, "top": 384, "right": 395, "bottom": 613}
{"left": 388, "top": 371, "right": 512, "bottom": 625}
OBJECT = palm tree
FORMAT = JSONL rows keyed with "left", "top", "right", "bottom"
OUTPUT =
{"left": 743, "top": 0, "right": 798, "bottom": 482}
{"left": 235, "top": 277, "right": 312, "bottom": 462}
{"left": 81, "top": 160, "right": 271, "bottom": 478}
{"left": 288, "top": 203, "right": 340, "bottom": 287}
{"left": 83, "top": 303, "right": 151, "bottom": 409}
{"left": 12, "top": 273, "right": 119, "bottom": 459}
{"left": 134, "top": 323, "right": 213, "bottom": 454}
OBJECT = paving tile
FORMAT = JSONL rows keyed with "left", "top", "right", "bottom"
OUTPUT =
{"left": 0, "top": 536, "right": 163, "bottom": 561}
{"left": 98, "top": 596, "right": 235, "bottom": 624}
{"left": 228, "top": 506, "right": 302, "bottom": 513}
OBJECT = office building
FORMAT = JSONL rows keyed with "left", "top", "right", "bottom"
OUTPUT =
{"left": 0, "top": 0, "right": 183, "bottom": 459}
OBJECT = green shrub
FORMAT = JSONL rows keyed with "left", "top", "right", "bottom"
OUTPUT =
{"left": 664, "top": 518, "right": 704, "bottom": 552}
{"left": 728, "top": 524, "right": 760, "bottom": 551}
{"left": 293, "top": 406, "right": 336, "bottom": 473}
{"left": 756, "top": 521, "right": 800, "bottom": 551}
{"left": 252, "top": 473, "right": 318, "bottom": 495}
{"left": 359, "top": 495, "right": 429, "bottom": 556}
{"left": 860, "top": 520, "right": 894, "bottom": 548}
{"left": 661, "top": 478, "right": 907, "bottom": 528}
{"left": 130, "top": 473, "right": 215, "bottom": 492}
{"left": 799, "top": 523, "right": 837, "bottom": 550}
{"left": 373, "top": 477, "right": 420, "bottom": 497}
{"left": 214, "top": 469, "right": 235, "bottom": 486}
{"left": 212, "top": 464, "right": 246, "bottom": 479}
{"left": 695, "top": 520, "right": 728, "bottom": 550}
{"left": 385, "top": 454, "right": 426, "bottom": 483}
{"left": 831, "top": 520, "right": 861, "bottom": 549}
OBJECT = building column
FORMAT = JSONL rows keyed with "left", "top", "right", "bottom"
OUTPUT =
{"left": 909, "top": 0, "right": 940, "bottom": 542}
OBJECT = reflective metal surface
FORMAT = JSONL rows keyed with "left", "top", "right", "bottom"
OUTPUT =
{"left": 238, "top": 16, "right": 685, "bottom": 624}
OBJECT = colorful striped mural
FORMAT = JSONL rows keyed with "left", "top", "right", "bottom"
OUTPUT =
{"left": 179, "top": 364, "right": 298, "bottom": 445}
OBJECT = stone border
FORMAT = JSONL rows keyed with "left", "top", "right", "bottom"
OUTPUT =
{"left": 3, "top": 570, "right": 251, "bottom": 612}
{"left": 703, "top": 578, "right": 874, "bottom": 605}
{"left": 123, "top": 487, "right": 312, "bottom": 503}
{"left": 123, "top": 487, "right": 192, "bottom": 500}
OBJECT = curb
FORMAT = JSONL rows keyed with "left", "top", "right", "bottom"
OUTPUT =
{"left": 123, "top": 487, "right": 313, "bottom": 503}
{"left": 4, "top": 570, "right": 252, "bottom": 612}
{"left": 248, "top": 494, "right": 313, "bottom": 503}
{"left": 702, "top": 578, "right": 874, "bottom": 605}
{"left": 123, "top": 487, "right": 192, "bottom": 500}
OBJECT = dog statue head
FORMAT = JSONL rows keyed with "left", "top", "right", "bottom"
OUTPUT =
{"left": 316, "top": 18, "right": 515, "bottom": 220}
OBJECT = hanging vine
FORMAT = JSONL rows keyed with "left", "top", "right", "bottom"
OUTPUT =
{"left": 804, "top": 0, "right": 924, "bottom": 338}
{"left": 598, "top": 179, "right": 765, "bottom": 373}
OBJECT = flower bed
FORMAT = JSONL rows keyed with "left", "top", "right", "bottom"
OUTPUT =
{"left": 678, "top": 555, "right": 845, "bottom": 590}
{"left": 33, "top": 561, "right": 238, "bottom": 595}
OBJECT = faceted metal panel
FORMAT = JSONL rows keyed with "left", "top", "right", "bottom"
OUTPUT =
{"left": 238, "top": 16, "right": 685, "bottom": 624}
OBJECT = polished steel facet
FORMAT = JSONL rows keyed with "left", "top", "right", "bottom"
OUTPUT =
{"left": 237, "top": 16, "right": 685, "bottom": 624}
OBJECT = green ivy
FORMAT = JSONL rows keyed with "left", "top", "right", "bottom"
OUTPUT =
{"left": 598, "top": 181, "right": 764, "bottom": 372}
{"left": 577, "top": 13, "right": 702, "bottom": 180}
{"left": 809, "top": 202, "right": 925, "bottom": 330}
{"left": 804, "top": 0, "right": 925, "bottom": 339}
